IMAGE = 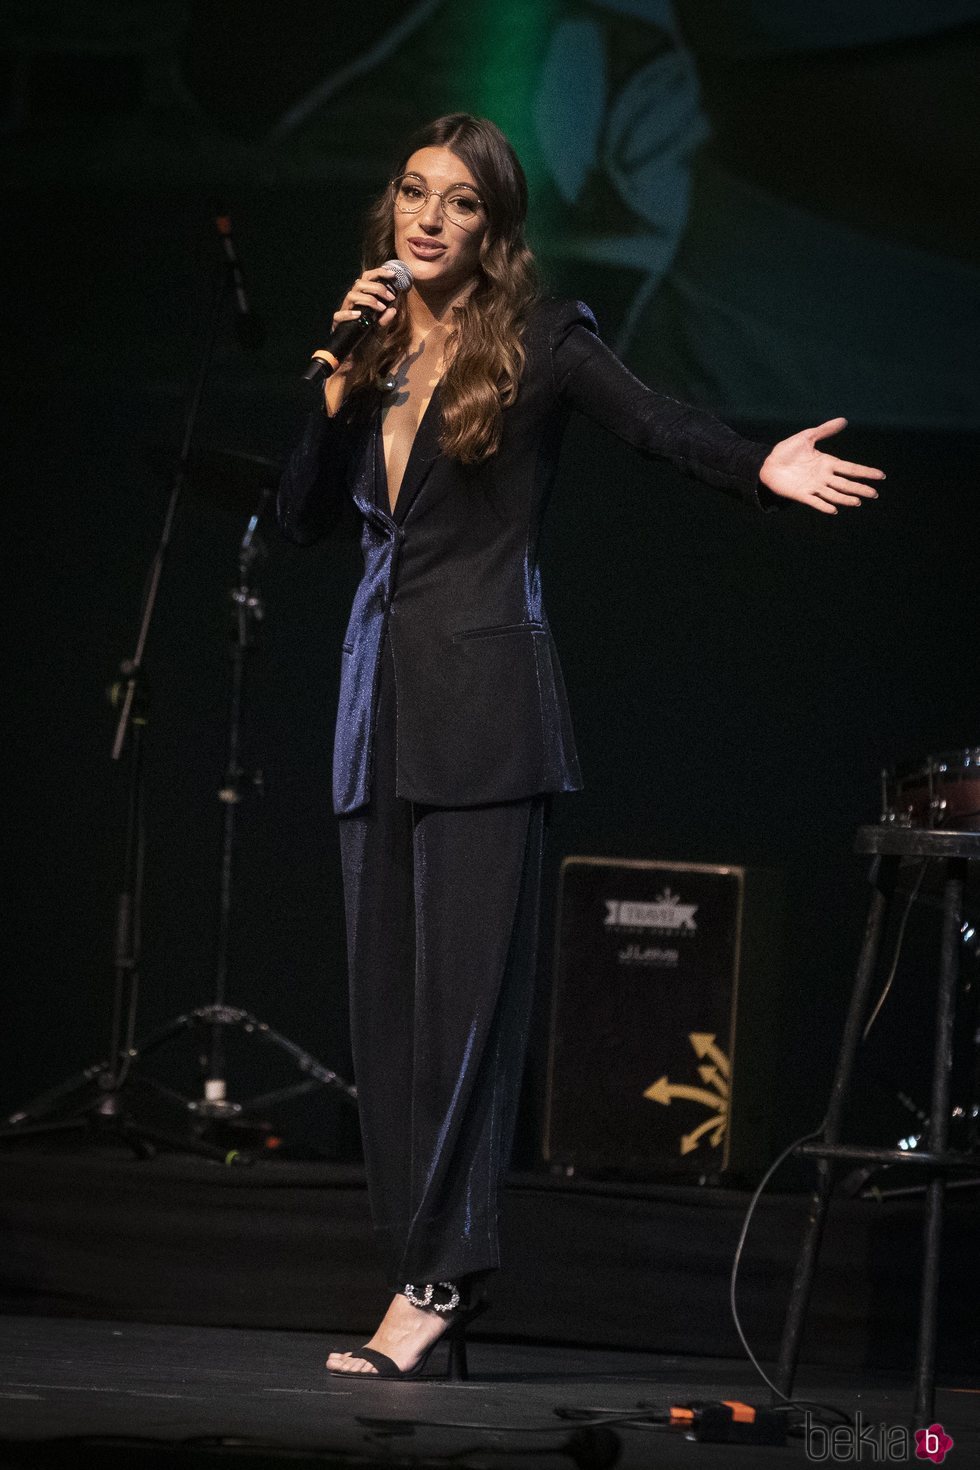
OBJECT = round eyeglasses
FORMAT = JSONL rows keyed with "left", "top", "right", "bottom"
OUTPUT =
{"left": 390, "top": 174, "right": 484, "bottom": 228}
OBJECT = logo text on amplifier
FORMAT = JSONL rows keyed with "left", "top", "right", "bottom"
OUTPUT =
{"left": 604, "top": 887, "right": 698, "bottom": 933}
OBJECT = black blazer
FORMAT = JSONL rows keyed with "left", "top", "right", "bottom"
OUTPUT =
{"left": 278, "top": 298, "right": 775, "bottom": 815}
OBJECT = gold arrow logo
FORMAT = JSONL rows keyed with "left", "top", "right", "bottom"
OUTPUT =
{"left": 690, "top": 1032, "right": 730, "bottom": 1077}
{"left": 697, "top": 1064, "right": 729, "bottom": 1098}
{"left": 643, "top": 1077, "right": 725, "bottom": 1111}
{"left": 644, "top": 1032, "right": 731, "bottom": 1157}
{"left": 681, "top": 1116, "right": 727, "bottom": 1155}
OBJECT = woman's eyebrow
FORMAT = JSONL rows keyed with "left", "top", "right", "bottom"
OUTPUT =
{"left": 402, "top": 171, "right": 479, "bottom": 191}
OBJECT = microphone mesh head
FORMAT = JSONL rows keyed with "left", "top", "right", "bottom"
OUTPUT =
{"left": 381, "top": 258, "right": 413, "bottom": 293}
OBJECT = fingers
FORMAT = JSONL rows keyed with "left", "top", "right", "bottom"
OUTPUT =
{"left": 832, "top": 459, "right": 886, "bottom": 480}
{"left": 343, "top": 273, "right": 398, "bottom": 313}
{"left": 806, "top": 479, "right": 878, "bottom": 514}
{"left": 826, "top": 474, "right": 878, "bottom": 498}
{"left": 793, "top": 487, "right": 857, "bottom": 515}
{"left": 347, "top": 287, "right": 394, "bottom": 312}
{"left": 806, "top": 416, "right": 848, "bottom": 442}
{"left": 356, "top": 268, "right": 398, "bottom": 295}
{"left": 823, "top": 487, "right": 864, "bottom": 506}
{"left": 332, "top": 306, "right": 397, "bottom": 333}
{"left": 329, "top": 271, "right": 399, "bottom": 336}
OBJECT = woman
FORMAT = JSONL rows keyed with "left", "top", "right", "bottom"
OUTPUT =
{"left": 278, "top": 113, "right": 884, "bottom": 1381}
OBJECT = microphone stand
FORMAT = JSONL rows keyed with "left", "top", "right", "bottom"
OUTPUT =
{"left": 210, "top": 496, "right": 270, "bottom": 1111}
{"left": 124, "top": 494, "right": 357, "bottom": 1134}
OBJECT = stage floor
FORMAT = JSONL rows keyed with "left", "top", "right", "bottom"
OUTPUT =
{"left": 5, "top": 1145, "right": 980, "bottom": 1376}
{"left": 1, "top": 1316, "right": 978, "bottom": 1469}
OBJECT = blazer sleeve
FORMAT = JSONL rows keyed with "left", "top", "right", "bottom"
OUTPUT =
{"left": 276, "top": 400, "right": 353, "bottom": 545}
{"left": 549, "top": 300, "right": 779, "bottom": 511}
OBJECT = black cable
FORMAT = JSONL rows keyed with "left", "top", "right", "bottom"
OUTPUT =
{"left": 728, "top": 1117, "right": 852, "bottom": 1426}
{"left": 862, "top": 858, "right": 928, "bottom": 1040}
{"left": 727, "top": 847, "right": 938, "bottom": 1426}
{"left": 358, "top": 1409, "right": 659, "bottom": 1433}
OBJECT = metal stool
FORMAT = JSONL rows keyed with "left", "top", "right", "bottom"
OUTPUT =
{"left": 775, "top": 825, "right": 980, "bottom": 1421}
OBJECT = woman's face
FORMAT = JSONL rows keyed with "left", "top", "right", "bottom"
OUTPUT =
{"left": 391, "top": 146, "right": 488, "bottom": 295}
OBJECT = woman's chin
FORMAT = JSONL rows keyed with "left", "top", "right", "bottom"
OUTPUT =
{"left": 409, "top": 264, "right": 463, "bottom": 297}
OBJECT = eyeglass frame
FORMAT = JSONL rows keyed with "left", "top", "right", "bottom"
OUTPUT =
{"left": 389, "top": 173, "right": 486, "bottom": 226}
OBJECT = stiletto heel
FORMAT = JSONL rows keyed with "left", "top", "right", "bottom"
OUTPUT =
{"left": 446, "top": 1319, "right": 469, "bottom": 1381}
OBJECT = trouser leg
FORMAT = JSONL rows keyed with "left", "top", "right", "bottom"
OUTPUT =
{"left": 396, "top": 789, "right": 545, "bottom": 1288}
{"left": 338, "top": 631, "right": 546, "bottom": 1290}
{"left": 338, "top": 633, "right": 416, "bottom": 1247}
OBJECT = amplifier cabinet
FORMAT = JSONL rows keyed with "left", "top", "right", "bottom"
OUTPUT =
{"left": 542, "top": 856, "right": 782, "bottom": 1181}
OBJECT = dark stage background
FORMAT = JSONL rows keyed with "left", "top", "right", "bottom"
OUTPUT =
{"left": 4, "top": 2, "right": 979, "bottom": 1171}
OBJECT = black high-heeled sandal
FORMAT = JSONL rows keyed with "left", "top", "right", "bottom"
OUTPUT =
{"left": 326, "top": 1279, "right": 489, "bottom": 1382}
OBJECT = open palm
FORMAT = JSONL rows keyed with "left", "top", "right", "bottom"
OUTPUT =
{"left": 760, "top": 417, "right": 885, "bottom": 514}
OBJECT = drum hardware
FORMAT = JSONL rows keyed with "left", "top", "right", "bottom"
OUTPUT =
{"left": 881, "top": 748, "right": 980, "bottom": 831}
{"left": 836, "top": 773, "right": 980, "bottom": 1199}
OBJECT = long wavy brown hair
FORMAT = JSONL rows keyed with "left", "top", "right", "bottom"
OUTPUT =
{"left": 342, "top": 114, "right": 539, "bottom": 463}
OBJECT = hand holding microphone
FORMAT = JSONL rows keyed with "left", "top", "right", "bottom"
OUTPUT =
{"left": 303, "top": 259, "right": 413, "bottom": 384}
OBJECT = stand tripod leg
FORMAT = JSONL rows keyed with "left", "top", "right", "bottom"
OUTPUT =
{"left": 914, "top": 859, "right": 964, "bottom": 1425}
{"left": 774, "top": 854, "right": 899, "bottom": 1401}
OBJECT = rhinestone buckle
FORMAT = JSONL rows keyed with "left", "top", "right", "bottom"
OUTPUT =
{"left": 403, "top": 1280, "right": 461, "bottom": 1314}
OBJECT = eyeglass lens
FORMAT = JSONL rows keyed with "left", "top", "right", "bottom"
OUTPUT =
{"left": 392, "top": 176, "right": 481, "bottom": 225}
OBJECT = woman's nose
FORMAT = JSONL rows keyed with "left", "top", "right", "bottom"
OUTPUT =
{"left": 418, "top": 193, "right": 444, "bottom": 229}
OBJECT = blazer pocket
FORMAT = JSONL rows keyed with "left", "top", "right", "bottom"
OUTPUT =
{"left": 451, "top": 620, "right": 546, "bottom": 643}
{"left": 342, "top": 642, "right": 354, "bottom": 654}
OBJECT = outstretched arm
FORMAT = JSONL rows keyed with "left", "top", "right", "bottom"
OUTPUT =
{"left": 550, "top": 303, "right": 884, "bottom": 512}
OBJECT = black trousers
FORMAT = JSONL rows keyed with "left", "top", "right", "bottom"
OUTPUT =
{"left": 338, "top": 629, "right": 547, "bottom": 1291}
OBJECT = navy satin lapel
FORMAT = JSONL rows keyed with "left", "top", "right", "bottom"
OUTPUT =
{"left": 347, "top": 404, "right": 402, "bottom": 539}
{"left": 390, "top": 382, "right": 443, "bottom": 526}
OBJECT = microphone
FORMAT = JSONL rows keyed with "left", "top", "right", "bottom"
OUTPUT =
{"left": 215, "top": 215, "right": 265, "bottom": 351}
{"left": 303, "top": 258, "right": 413, "bottom": 384}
